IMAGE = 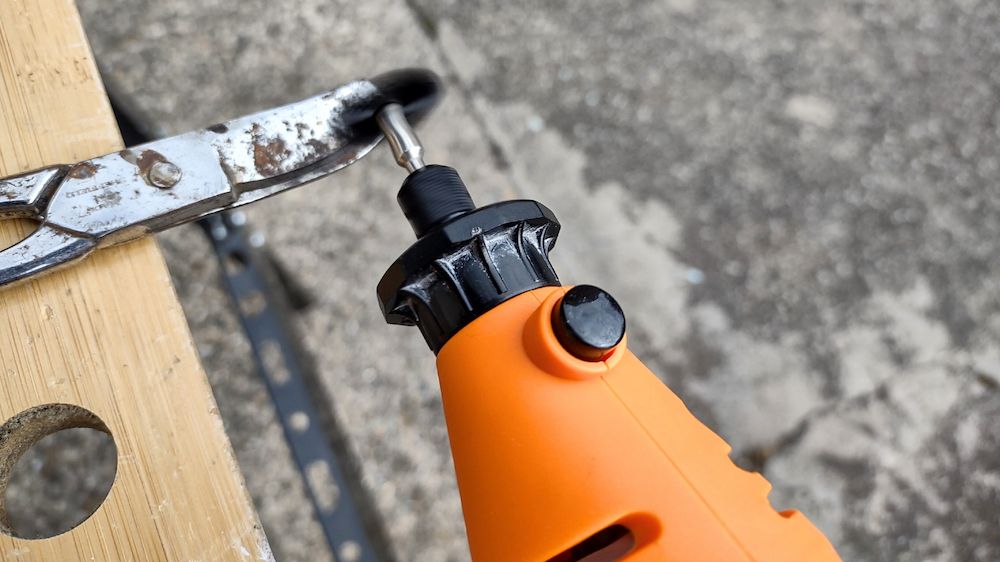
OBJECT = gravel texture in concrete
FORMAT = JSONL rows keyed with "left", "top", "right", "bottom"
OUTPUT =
{"left": 30, "top": 0, "right": 996, "bottom": 560}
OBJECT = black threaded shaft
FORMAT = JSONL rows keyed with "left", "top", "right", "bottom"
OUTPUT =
{"left": 397, "top": 165, "right": 475, "bottom": 238}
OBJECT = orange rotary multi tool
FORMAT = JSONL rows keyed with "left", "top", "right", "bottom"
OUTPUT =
{"left": 374, "top": 80, "right": 843, "bottom": 562}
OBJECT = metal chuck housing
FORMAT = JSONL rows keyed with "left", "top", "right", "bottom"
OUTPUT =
{"left": 375, "top": 103, "right": 562, "bottom": 352}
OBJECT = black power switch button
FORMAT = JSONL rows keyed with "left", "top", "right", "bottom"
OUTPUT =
{"left": 553, "top": 285, "right": 626, "bottom": 361}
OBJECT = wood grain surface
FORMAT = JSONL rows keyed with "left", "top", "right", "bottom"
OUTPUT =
{"left": 0, "top": 1, "right": 272, "bottom": 560}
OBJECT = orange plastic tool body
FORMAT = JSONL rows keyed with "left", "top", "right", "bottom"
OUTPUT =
{"left": 436, "top": 286, "right": 842, "bottom": 562}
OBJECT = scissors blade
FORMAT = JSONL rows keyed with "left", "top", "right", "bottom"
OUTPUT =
{"left": 39, "top": 79, "right": 384, "bottom": 244}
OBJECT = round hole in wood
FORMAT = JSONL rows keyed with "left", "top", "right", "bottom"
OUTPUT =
{"left": 0, "top": 404, "right": 118, "bottom": 539}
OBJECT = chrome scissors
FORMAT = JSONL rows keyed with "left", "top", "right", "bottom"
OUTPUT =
{"left": 0, "top": 69, "right": 440, "bottom": 288}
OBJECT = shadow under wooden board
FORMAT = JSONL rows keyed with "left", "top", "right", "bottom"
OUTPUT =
{"left": 0, "top": 1, "right": 272, "bottom": 560}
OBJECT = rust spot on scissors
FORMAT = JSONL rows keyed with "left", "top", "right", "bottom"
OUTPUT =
{"left": 251, "top": 123, "right": 291, "bottom": 177}
{"left": 67, "top": 162, "right": 98, "bottom": 179}
{"left": 120, "top": 148, "right": 171, "bottom": 186}
{"left": 136, "top": 150, "right": 168, "bottom": 177}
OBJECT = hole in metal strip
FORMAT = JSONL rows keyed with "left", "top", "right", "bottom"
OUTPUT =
{"left": 305, "top": 460, "right": 340, "bottom": 515}
{"left": 289, "top": 411, "right": 310, "bottom": 433}
{"left": 260, "top": 339, "right": 290, "bottom": 385}
{"left": 224, "top": 250, "right": 249, "bottom": 277}
{"left": 238, "top": 289, "right": 268, "bottom": 317}
{"left": 339, "top": 540, "right": 362, "bottom": 562}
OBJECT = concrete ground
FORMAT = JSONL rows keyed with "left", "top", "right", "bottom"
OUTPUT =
{"left": 68, "top": 0, "right": 1000, "bottom": 560}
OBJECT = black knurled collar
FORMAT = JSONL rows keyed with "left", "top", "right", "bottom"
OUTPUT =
{"left": 377, "top": 199, "right": 561, "bottom": 352}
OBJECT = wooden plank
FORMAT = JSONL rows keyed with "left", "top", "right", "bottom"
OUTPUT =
{"left": 0, "top": 1, "right": 272, "bottom": 560}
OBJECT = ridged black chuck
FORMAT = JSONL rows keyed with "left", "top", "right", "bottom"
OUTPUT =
{"left": 377, "top": 165, "right": 561, "bottom": 352}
